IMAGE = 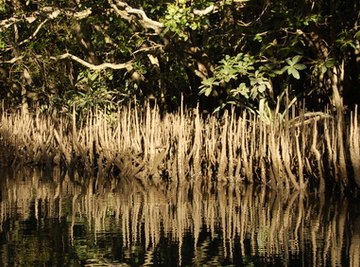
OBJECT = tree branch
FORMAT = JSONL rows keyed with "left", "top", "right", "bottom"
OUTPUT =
{"left": 51, "top": 53, "right": 133, "bottom": 71}
{"left": 0, "top": 55, "right": 24, "bottom": 64}
{"left": 131, "top": 44, "right": 164, "bottom": 56}
{"left": 0, "top": 7, "right": 92, "bottom": 32}
{"left": 193, "top": 5, "right": 216, "bottom": 16}
{"left": 1, "top": 52, "right": 133, "bottom": 71}
{"left": 18, "top": 18, "right": 49, "bottom": 46}
{"left": 0, "top": 17, "right": 19, "bottom": 30}
{"left": 40, "top": 6, "right": 92, "bottom": 20}
{"left": 108, "top": 0, "right": 163, "bottom": 33}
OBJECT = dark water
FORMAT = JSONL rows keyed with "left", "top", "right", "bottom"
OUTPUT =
{"left": 0, "top": 168, "right": 359, "bottom": 267}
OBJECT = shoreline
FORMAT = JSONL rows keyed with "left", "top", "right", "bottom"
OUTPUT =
{"left": 0, "top": 104, "right": 359, "bottom": 192}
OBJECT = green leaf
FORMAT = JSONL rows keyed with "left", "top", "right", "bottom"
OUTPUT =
{"left": 237, "top": 83, "right": 249, "bottom": 99}
{"left": 294, "top": 63, "right": 306, "bottom": 70}
{"left": 204, "top": 87, "right": 212, "bottom": 96}
{"left": 285, "top": 55, "right": 303, "bottom": 67}
{"left": 199, "top": 77, "right": 218, "bottom": 96}
{"left": 258, "top": 84, "right": 266, "bottom": 93}
{"left": 285, "top": 58, "right": 292, "bottom": 65}
{"left": 278, "top": 66, "right": 288, "bottom": 75}
{"left": 288, "top": 67, "right": 300, "bottom": 79}
{"left": 190, "top": 22, "right": 198, "bottom": 30}
{"left": 291, "top": 55, "right": 302, "bottom": 64}
{"left": 89, "top": 71, "right": 99, "bottom": 81}
{"left": 254, "top": 34, "right": 263, "bottom": 42}
{"left": 324, "top": 58, "right": 336, "bottom": 68}
{"left": 321, "top": 65, "right": 327, "bottom": 75}
{"left": 355, "top": 30, "right": 360, "bottom": 40}
{"left": 201, "top": 77, "right": 217, "bottom": 87}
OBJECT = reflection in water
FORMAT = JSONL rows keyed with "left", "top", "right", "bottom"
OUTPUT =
{"left": 0, "top": 168, "right": 359, "bottom": 266}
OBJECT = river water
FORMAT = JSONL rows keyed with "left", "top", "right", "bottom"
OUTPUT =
{"left": 0, "top": 167, "right": 359, "bottom": 267}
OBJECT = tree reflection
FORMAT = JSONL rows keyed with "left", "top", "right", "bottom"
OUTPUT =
{"left": 0, "top": 168, "right": 359, "bottom": 266}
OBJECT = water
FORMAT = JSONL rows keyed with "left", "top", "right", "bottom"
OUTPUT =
{"left": 0, "top": 168, "right": 359, "bottom": 267}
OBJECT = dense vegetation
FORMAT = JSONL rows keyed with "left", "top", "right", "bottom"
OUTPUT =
{"left": 0, "top": 0, "right": 358, "bottom": 114}
{"left": 1, "top": 3, "right": 360, "bottom": 265}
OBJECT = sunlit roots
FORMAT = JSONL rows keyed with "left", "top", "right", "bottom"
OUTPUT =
{"left": 0, "top": 103, "right": 359, "bottom": 191}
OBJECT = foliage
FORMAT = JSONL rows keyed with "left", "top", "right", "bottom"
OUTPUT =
{"left": 63, "top": 70, "right": 120, "bottom": 114}
{"left": 162, "top": 1, "right": 210, "bottom": 40}
{"left": 199, "top": 53, "right": 272, "bottom": 112}
{"left": 281, "top": 55, "right": 307, "bottom": 80}
{"left": 0, "top": 0, "right": 358, "bottom": 113}
{"left": 336, "top": 26, "right": 360, "bottom": 51}
{"left": 199, "top": 52, "right": 309, "bottom": 119}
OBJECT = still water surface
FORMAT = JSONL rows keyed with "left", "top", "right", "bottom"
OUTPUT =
{"left": 0, "top": 168, "right": 359, "bottom": 266}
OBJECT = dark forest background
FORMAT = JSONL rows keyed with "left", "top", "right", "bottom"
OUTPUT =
{"left": 0, "top": 0, "right": 359, "bottom": 115}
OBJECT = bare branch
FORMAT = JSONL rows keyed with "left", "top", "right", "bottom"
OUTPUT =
{"left": 18, "top": 18, "right": 49, "bottom": 46}
{"left": 0, "top": 7, "right": 93, "bottom": 54}
{"left": 40, "top": 6, "right": 92, "bottom": 20}
{"left": 51, "top": 53, "right": 133, "bottom": 71}
{"left": 108, "top": 0, "right": 163, "bottom": 33}
{"left": 0, "top": 16, "right": 22, "bottom": 31}
{"left": 0, "top": 7, "right": 92, "bottom": 32}
{"left": 193, "top": 5, "right": 216, "bottom": 16}
{"left": 1, "top": 52, "right": 133, "bottom": 71}
{"left": 0, "top": 5, "right": 133, "bottom": 72}
{"left": 125, "top": 6, "right": 163, "bottom": 30}
{"left": 131, "top": 44, "right": 164, "bottom": 56}
{"left": 107, "top": 0, "right": 132, "bottom": 23}
{"left": 0, "top": 55, "right": 24, "bottom": 64}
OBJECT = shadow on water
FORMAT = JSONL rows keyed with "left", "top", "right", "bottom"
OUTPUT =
{"left": 0, "top": 167, "right": 359, "bottom": 267}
